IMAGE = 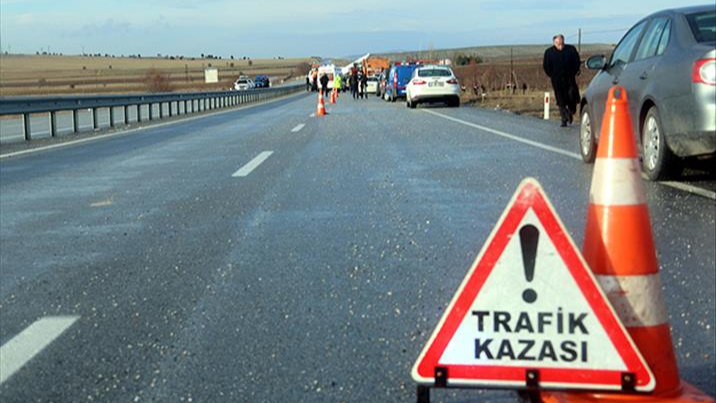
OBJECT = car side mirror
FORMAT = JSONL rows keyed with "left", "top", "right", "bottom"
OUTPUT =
{"left": 586, "top": 55, "right": 607, "bottom": 70}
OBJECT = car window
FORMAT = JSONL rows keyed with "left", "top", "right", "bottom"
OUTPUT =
{"left": 686, "top": 10, "right": 716, "bottom": 43}
{"left": 635, "top": 17, "right": 669, "bottom": 60}
{"left": 610, "top": 20, "right": 648, "bottom": 67}
{"left": 656, "top": 19, "right": 671, "bottom": 55}
{"left": 418, "top": 69, "right": 452, "bottom": 77}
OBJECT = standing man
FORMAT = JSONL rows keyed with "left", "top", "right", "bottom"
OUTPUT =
{"left": 311, "top": 68, "right": 319, "bottom": 92}
{"left": 360, "top": 71, "right": 368, "bottom": 99}
{"left": 319, "top": 72, "right": 329, "bottom": 97}
{"left": 543, "top": 34, "right": 581, "bottom": 127}
{"left": 349, "top": 65, "right": 359, "bottom": 99}
{"left": 334, "top": 73, "right": 342, "bottom": 94}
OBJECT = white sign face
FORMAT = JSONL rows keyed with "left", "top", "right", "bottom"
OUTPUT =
{"left": 412, "top": 178, "right": 654, "bottom": 392}
{"left": 440, "top": 209, "right": 624, "bottom": 370}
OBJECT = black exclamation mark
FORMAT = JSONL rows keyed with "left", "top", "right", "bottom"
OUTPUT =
{"left": 519, "top": 224, "right": 539, "bottom": 304}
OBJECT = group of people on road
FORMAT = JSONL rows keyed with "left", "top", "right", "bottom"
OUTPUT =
{"left": 347, "top": 64, "right": 369, "bottom": 100}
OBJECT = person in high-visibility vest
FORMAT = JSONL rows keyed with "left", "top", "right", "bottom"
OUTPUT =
{"left": 334, "top": 74, "right": 343, "bottom": 93}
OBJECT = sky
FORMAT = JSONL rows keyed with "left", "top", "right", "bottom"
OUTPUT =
{"left": 0, "top": 0, "right": 705, "bottom": 58}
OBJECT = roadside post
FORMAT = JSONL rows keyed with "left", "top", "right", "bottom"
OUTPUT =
{"left": 543, "top": 92, "right": 550, "bottom": 120}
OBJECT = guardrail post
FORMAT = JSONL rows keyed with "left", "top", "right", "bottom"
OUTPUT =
{"left": 92, "top": 108, "right": 99, "bottom": 130}
{"left": 169, "top": 102, "right": 174, "bottom": 117}
{"left": 50, "top": 111, "right": 58, "bottom": 137}
{"left": 137, "top": 105, "right": 142, "bottom": 122}
{"left": 23, "top": 113, "right": 31, "bottom": 140}
{"left": 124, "top": 105, "right": 129, "bottom": 124}
{"left": 148, "top": 103, "right": 154, "bottom": 120}
{"left": 159, "top": 102, "right": 164, "bottom": 119}
{"left": 109, "top": 107, "right": 115, "bottom": 128}
{"left": 72, "top": 109, "right": 80, "bottom": 133}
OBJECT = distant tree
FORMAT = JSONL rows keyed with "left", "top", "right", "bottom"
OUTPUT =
{"left": 201, "top": 53, "right": 205, "bottom": 58}
{"left": 248, "top": 59, "right": 253, "bottom": 66}
{"left": 230, "top": 55, "right": 234, "bottom": 59}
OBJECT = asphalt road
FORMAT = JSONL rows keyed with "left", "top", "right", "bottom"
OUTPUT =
{"left": 1, "top": 92, "right": 714, "bottom": 403}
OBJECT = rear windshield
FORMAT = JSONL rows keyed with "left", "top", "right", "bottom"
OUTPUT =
{"left": 418, "top": 69, "right": 452, "bottom": 77}
{"left": 686, "top": 11, "right": 716, "bottom": 42}
{"left": 238, "top": 80, "right": 248, "bottom": 84}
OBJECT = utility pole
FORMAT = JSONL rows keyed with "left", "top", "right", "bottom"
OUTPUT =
{"left": 510, "top": 47, "right": 514, "bottom": 90}
{"left": 578, "top": 28, "right": 582, "bottom": 53}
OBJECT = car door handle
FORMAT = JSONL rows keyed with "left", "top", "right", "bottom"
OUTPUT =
{"left": 640, "top": 71, "right": 648, "bottom": 80}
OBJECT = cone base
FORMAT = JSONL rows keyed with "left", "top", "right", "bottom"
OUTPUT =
{"left": 539, "top": 382, "right": 714, "bottom": 403}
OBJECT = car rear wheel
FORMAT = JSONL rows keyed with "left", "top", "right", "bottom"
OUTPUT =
{"left": 407, "top": 97, "right": 416, "bottom": 109}
{"left": 642, "top": 106, "right": 678, "bottom": 181}
{"left": 579, "top": 106, "right": 597, "bottom": 163}
{"left": 449, "top": 97, "right": 460, "bottom": 108}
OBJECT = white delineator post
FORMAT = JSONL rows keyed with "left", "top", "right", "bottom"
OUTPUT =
{"left": 543, "top": 92, "right": 550, "bottom": 120}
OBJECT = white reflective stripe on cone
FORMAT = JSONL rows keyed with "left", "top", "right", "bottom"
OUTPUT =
{"left": 597, "top": 274, "right": 669, "bottom": 328}
{"left": 590, "top": 158, "right": 647, "bottom": 206}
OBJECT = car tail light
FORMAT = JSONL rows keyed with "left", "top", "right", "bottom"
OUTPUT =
{"left": 693, "top": 58, "right": 716, "bottom": 85}
{"left": 446, "top": 78, "right": 458, "bottom": 85}
{"left": 413, "top": 80, "right": 426, "bottom": 85}
{"left": 394, "top": 72, "right": 398, "bottom": 87}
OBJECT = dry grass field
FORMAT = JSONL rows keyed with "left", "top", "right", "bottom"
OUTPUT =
{"left": 0, "top": 54, "right": 316, "bottom": 96}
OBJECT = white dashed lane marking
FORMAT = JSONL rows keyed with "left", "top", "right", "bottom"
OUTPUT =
{"left": 232, "top": 151, "right": 274, "bottom": 177}
{"left": 0, "top": 316, "right": 80, "bottom": 385}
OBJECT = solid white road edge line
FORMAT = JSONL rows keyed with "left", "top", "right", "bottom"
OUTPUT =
{"left": 232, "top": 151, "right": 274, "bottom": 177}
{"left": 0, "top": 316, "right": 80, "bottom": 385}
{"left": 422, "top": 109, "right": 716, "bottom": 201}
{"left": 291, "top": 123, "right": 306, "bottom": 133}
{"left": 0, "top": 91, "right": 306, "bottom": 160}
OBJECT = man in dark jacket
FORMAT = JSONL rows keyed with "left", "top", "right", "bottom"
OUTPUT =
{"left": 543, "top": 34, "right": 581, "bottom": 127}
{"left": 319, "top": 72, "right": 329, "bottom": 97}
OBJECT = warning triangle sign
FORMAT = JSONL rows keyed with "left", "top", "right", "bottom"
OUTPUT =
{"left": 411, "top": 178, "right": 654, "bottom": 392}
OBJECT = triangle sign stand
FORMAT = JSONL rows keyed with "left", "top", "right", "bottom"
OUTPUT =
{"left": 411, "top": 178, "right": 654, "bottom": 396}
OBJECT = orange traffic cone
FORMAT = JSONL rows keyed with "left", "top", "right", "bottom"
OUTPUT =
{"left": 540, "top": 87, "right": 714, "bottom": 402}
{"left": 330, "top": 88, "right": 336, "bottom": 104}
{"left": 316, "top": 90, "right": 326, "bottom": 116}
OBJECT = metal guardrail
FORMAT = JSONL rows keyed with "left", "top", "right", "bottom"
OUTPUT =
{"left": 0, "top": 83, "right": 304, "bottom": 141}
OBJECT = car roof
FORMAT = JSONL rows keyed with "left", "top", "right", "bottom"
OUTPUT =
{"left": 648, "top": 4, "right": 714, "bottom": 17}
{"left": 417, "top": 65, "right": 449, "bottom": 70}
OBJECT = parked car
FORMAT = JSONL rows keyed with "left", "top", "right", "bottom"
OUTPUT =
{"left": 384, "top": 62, "right": 422, "bottom": 102}
{"left": 579, "top": 4, "right": 715, "bottom": 180}
{"left": 376, "top": 71, "right": 388, "bottom": 97}
{"left": 405, "top": 65, "right": 460, "bottom": 108}
{"left": 233, "top": 76, "right": 254, "bottom": 91}
{"left": 254, "top": 75, "right": 270, "bottom": 88}
{"left": 366, "top": 76, "right": 379, "bottom": 94}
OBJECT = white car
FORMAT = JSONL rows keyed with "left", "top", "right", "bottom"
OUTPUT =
{"left": 405, "top": 65, "right": 460, "bottom": 108}
{"left": 366, "top": 76, "right": 379, "bottom": 94}
{"left": 233, "top": 77, "right": 255, "bottom": 91}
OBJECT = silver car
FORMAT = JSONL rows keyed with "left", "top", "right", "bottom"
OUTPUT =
{"left": 579, "top": 5, "right": 715, "bottom": 180}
